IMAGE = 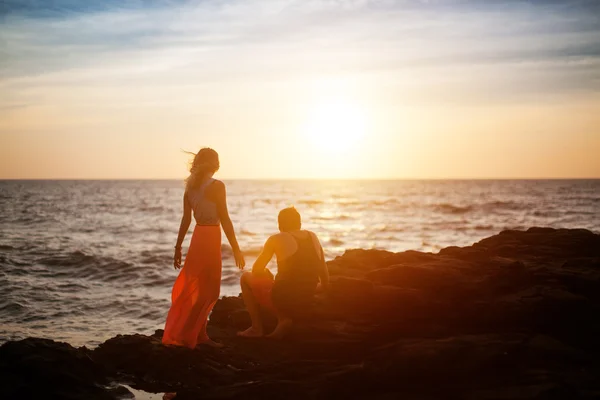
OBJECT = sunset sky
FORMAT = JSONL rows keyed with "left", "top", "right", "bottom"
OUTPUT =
{"left": 1, "top": 0, "right": 599, "bottom": 179}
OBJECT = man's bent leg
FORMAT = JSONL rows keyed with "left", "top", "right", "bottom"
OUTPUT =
{"left": 237, "top": 272, "right": 265, "bottom": 337}
{"left": 266, "top": 291, "right": 295, "bottom": 340}
{"left": 266, "top": 311, "right": 293, "bottom": 340}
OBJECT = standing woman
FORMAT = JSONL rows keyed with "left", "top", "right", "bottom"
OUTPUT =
{"left": 162, "top": 148, "right": 245, "bottom": 348}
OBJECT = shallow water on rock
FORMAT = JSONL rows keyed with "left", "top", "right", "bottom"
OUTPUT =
{"left": 120, "top": 385, "right": 163, "bottom": 400}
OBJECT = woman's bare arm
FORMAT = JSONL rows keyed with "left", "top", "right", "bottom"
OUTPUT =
{"left": 173, "top": 193, "right": 192, "bottom": 269}
{"left": 213, "top": 181, "right": 245, "bottom": 269}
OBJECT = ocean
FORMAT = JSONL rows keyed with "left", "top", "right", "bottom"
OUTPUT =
{"left": 1, "top": 179, "right": 598, "bottom": 347}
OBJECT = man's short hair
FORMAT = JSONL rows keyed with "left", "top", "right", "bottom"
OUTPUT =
{"left": 278, "top": 207, "right": 301, "bottom": 232}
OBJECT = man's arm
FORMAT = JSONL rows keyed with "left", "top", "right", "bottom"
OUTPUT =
{"left": 314, "top": 236, "right": 329, "bottom": 292}
{"left": 317, "top": 247, "right": 329, "bottom": 292}
{"left": 252, "top": 236, "right": 276, "bottom": 275}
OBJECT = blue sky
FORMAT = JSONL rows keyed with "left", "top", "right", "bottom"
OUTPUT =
{"left": 1, "top": 1, "right": 598, "bottom": 106}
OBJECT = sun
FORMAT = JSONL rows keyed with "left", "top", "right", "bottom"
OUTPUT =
{"left": 304, "top": 100, "right": 368, "bottom": 153}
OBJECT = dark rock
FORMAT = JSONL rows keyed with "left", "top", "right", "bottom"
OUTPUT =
{"left": 379, "top": 249, "right": 439, "bottom": 266}
{"left": 4, "top": 227, "right": 600, "bottom": 399}
{"left": 365, "top": 263, "right": 465, "bottom": 289}
{"left": 0, "top": 338, "right": 131, "bottom": 400}
{"left": 329, "top": 276, "right": 374, "bottom": 301}
{"left": 327, "top": 248, "right": 394, "bottom": 277}
{"left": 474, "top": 228, "right": 600, "bottom": 258}
{"left": 210, "top": 295, "right": 246, "bottom": 327}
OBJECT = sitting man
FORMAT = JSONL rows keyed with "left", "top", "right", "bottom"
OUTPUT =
{"left": 237, "top": 206, "right": 329, "bottom": 339}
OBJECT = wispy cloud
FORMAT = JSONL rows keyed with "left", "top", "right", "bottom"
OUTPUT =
{"left": 1, "top": 0, "right": 599, "bottom": 109}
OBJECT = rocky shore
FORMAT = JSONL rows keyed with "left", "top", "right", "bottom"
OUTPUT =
{"left": 2, "top": 228, "right": 600, "bottom": 399}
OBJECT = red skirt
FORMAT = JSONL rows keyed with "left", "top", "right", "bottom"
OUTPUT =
{"left": 162, "top": 225, "right": 222, "bottom": 348}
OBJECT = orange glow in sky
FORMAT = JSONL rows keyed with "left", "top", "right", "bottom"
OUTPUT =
{"left": 1, "top": 1, "right": 599, "bottom": 179}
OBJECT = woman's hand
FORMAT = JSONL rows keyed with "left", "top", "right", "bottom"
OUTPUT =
{"left": 174, "top": 247, "right": 182, "bottom": 270}
{"left": 234, "top": 249, "right": 245, "bottom": 270}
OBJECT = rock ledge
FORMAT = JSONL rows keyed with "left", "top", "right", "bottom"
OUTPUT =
{"left": 2, "top": 228, "right": 600, "bottom": 399}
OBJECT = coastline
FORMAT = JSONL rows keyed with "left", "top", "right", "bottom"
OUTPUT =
{"left": 2, "top": 227, "right": 600, "bottom": 399}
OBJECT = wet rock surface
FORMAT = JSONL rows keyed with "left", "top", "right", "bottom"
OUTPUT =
{"left": 2, "top": 228, "right": 600, "bottom": 399}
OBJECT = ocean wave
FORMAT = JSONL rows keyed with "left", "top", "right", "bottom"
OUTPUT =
{"left": 433, "top": 204, "right": 473, "bottom": 214}
{"left": 138, "top": 205, "right": 168, "bottom": 213}
{"left": 221, "top": 244, "right": 233, "bottom": 257}
{"left": 0, "top": 301, "right": 28, "bottom": 313}
{"left": 22, "top": 314, "right": 49, "bottom": 323}
{"left": 242, "top": 247, "right": 264, "bottom": 256}
{"left": 480, "top": 200, "right": 524, "bottom": 211}
{"left": 141, "top": 275, "right": 175, "bottom": 288}
{"left": 298, "top": 199, "right": 323, "bottom": 206}
{"left": 8, "top": 256, "right": 38, "bottom": 268}
{"left": 221, "top": 244, "right": 263, "bottom": 257}
{"left": 221, "top": 274, "right": 241, "bottom": 285}
{"left": 328, "top": 238, "right": 344, "bottom": 246}
{"left": 138, "top": 310, "right": 166, "bottom": 320}
{"left": 342, "top": 202, "right": 364, "bottom": 208}
{"left": 55, "top": 282, "right": 89, "bottom": 292}
{"left": 140, "top": 254, "right": 171, "bottom": 265}
{"left": 50, "top": 309, "right": 87, "bottom": 319}
{"left": 10, "top": 213, "right": 60, "bottom": 225}
{"left": 313, "top": 214, "right": 352, "bottom": 221}
{"left": 452, "top": 224, "right": 495, "bottom": 232}
{"left": 38, "top": 251, "right": 94, "bottom": 267}
{"left": 370, "top": 199, "right": 401, "bottom": 206}
{"left": 37, "top": 251, "right": 143, "bottom": 282}
{"left": 533, "top": 210, "right": 561, "bottom": 218}
{"left": 431, "top": 200, "right": 524, "bottom": 215}
{"left": 333, "top": 199, "right": 400, "bottom": 209}
{"left": 376, "top": 225, "right": 405, "bottom": 233}
{"left": 377, "top": 235, "right": 401, "bottom": 241}
{"left": 252, "top": 199, "right": 276, "bottom": 206}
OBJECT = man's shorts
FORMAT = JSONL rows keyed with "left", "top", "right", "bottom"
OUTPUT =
{"left": 248, "top": 273, "right": 277, "bottom": 312}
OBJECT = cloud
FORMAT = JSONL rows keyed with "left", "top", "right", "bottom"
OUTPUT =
{"left": 1, "top": 0, "right": 599, "bottom": 109}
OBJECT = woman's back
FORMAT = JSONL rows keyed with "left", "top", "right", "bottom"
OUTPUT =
{"left": 187, "top": 178, "right": 220, "bottom": 226}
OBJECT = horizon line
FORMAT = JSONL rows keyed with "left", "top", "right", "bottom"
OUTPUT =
{"left": 1, "top": 177, "right": 599, "bottom": 181}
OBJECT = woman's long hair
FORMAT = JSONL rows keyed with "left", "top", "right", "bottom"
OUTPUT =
{"left": 185, "top": 148, "right": 220, "bottom": 191}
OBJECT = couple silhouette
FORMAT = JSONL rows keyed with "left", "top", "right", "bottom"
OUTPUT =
{"left": 162, "top": 148, "right": 329, "bottom": 348}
